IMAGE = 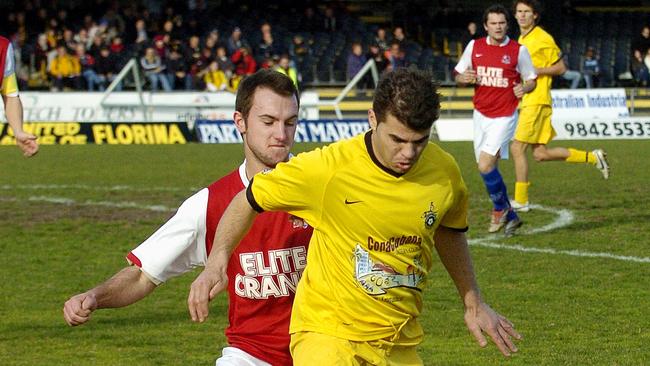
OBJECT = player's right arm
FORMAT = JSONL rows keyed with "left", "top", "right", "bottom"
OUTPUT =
{"left": 63, "top": 266, "right": 156, "bottom": 326}
{"left": 188, "top": 189, "right": 257, "bottom": 323}
{"left": 454, "top": 40, "right": 477, "bottom": 86}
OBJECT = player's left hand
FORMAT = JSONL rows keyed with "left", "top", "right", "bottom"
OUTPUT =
{"left": 15, "top": 131, "right": 39, "bottom": 157}
{"left": 464, "top": 302, "right": 522, "bottom": 357}
{"left": 513, "top": 83, "right": 525, "bottom": 99}
{"left": 187, "top": 268, "right": 228, "bottom": 323}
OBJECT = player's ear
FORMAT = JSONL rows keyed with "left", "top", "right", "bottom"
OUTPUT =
{"left": 233, "top": 111, "right": 247, "bottom": 133}
{"left": 368, "top": 109, "right": 378, "bottom": 130}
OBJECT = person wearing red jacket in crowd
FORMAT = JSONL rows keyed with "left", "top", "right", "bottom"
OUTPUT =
{"left": 232, "top": 46, "right": 257, "bottom": 76}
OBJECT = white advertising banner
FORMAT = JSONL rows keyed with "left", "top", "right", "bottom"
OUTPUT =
{"left": 0, "top": 91, "right": 319, "bottom": 123}
{"left": 551, "top": 88, "right": 629, "bottom": 119}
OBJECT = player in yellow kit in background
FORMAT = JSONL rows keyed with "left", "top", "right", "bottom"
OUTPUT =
{"left": 510, "top": 0, "right": 608, "bottom": 212}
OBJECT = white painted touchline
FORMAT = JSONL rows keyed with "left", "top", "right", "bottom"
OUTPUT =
{"left": 468, "top": 240, "right": 650, "bottom": 263}
{"left": 0, "top": 196, "right": 174, "bottom": 212}
{"left": 0, "top": 184, "right": 195, "bottom": 192}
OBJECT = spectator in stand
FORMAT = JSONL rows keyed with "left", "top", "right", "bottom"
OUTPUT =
{"left": 323, "top": 5, "right": 337, "bottom": 32}
{"left": 560, "top": 53, "right": 582, "bottom": 89}
{"left": 392, "top": 26, "right": 407, "bottom": 47}
{"left": 62, "top": 28, "right": 76, "bottom": 53}
{"left": 75, "top": 43, "right": 102, "bottom": 91}
{"left": 203, "top": 60, "right": 228, "bottom": 92}
{"left": 366, "top": 42, "right": 388, "bottom": 78}
{"left": 289, "top": 34, "right": 309, "bottom": 66}
{"left": 166, "top": 44, "right": 191, "bottom": 90}
{"left": 132, "top": 18, "right": 149, "bottom": 55}
{"left": 153, "top": 35, "right": 168, "bottom": 59}
{"left": 632, "top": 25, "right": 650, "bottom": 58}
{"left": 256, "top": 31, "right": 282, "bottom": 66}
{"left": 95, "top": 46, "right": 122, "bottom": 90}
{"left": 580, "top": 46, "right": 600, "bottom": 88}
{"left": 275, "top": 54, "right": 298, "bottom": 88}
{"left": 232, "top": 46, "right": 256, "bottom": 76}
{"left": 374, "top": 27, "right": 391, "bottom": 54}
{"left": 49, "top": 44, "right": 82, "bottom": 91}
{"left": 461, "top": 21, "right": 480, "bottom": 47}
{"left": 74, "top": 28, "right": 92, "bottom": 50}
{"left": 387, "top": 40, "right": 407, "bottom": 69}
{"left": 109, "top": 35, "right": 128, "bottom": 70}
{"left": 88, "top": 34, "right": 105, "bottom": 58}
{"left": 631, "top": 49, "right": 650, "bottom": 86}
{"left": 140, "top": 46, "right": 171, "bottom": 91}
{"left": 34, "top": 33, "right": 51, "bottom": 81}
{"left": 215, "top": 45, "right": 234, "bottom": 79}
{"left": 301, "top": 6, "right": 322, "bottom": 33}
{"left": 346, "top": 42, "right": 367, "bottom": 88}
{"left": 226, "top": 27, "right": 249, "bottom": 56}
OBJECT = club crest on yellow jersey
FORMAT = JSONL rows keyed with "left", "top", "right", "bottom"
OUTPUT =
{"left": 422, "top": 202, "right": 437, "bottom": 229}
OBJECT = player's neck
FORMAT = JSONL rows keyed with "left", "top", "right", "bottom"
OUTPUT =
{"left": 519, "top": 25, "right": 534, "bottom": 37}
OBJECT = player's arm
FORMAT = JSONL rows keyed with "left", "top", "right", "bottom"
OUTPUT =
{"left": 514, "top": 46, "right": 537, "bottom": 98}
{"left": 454, "top": 40, "right": 477, "bottom": 86}
{"left": 433, "top": 226, "right": 521, "bottom": 357}
{"left": 63, "top": 266, "right": 156, "bottom": 326}
{"left": 188, "top": 189, "right": 257, "bottom": 322}
{"left": 2, "top": 43, "right": 39, "bottom": 157}
{"left": 535, "top": 54, "right": 566, "bottom": 77}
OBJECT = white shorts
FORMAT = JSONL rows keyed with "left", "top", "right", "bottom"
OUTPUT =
{"left": 472, "top": 109, "right": 518, "bottom": 162}
{"left": 215, "top": 347, "right": 272, "bottom": 366}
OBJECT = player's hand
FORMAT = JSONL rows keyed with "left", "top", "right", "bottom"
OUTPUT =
{"left": 513, "top": 83, "right": 525, "bottom": 99}
{"left": 460, "top": 69, "right": 477, "bottom": 84}
{"left": 464, "top": 302, "right": 521, "bottom": 357}
{"left": 15, "top": 131, "right": 39, "bottom": 157}
{"left": 187, "top": 268, "right": 228, "bottom": 323}
{"left": 63, "top": 292, "right": 98, "bottom": 326}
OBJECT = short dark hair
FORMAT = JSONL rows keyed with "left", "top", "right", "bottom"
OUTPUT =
{"left": 483, "top": 4, "right": 510, "bottom": 25}
{"left": 513, "top": 0, "right": 541, "bottom": 23}
{"left": 372, "top": 68, "right": 440, "bottom": 131}
{"left": 235, "top": 69, "right": 300, "bottom": 119}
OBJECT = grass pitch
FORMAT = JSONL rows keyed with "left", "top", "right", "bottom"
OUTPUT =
{"left": 0, "top": 139, "right": 648, "bottom": 365}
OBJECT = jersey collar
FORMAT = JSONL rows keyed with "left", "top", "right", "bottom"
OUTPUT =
{"left": 486, "top": 35, "right": 510, "bottom": 47}
{"left": 364, "top": 130, "right": 404, "bottom": 178}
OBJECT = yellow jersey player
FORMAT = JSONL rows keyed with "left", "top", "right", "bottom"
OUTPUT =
{"left": 189, "top": 69, "right": 521, "bottom": 364}
{"left": 511, "top": 0, "right": 609, "bottom": 212}
{"left": 0, "top": 36, "right": 38, "bottom": 157}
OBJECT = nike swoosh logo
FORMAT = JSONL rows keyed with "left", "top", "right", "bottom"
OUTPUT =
{"left": 345, "top": 199, "right": 363, "bottom": 205}
{"left": 476, "top": 54, "right": 483, "bottom": 57}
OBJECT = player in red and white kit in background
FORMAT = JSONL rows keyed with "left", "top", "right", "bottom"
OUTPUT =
{"left": 63, "top": 70, "right": 312, "bottom": 366}
{"left": 454, "top": 4, "right": 537, "bottom": 237}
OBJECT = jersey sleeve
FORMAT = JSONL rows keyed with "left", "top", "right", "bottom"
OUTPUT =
{"left": 1, "top": 43, "right": 18, "bottom": 97}
{"left": 439, "top": 158, "right": 469, "bottom": 231}
{"left": 127, "top": 188, "right": 209, "bottom": 284}
{"left": 517, "top": 46, "right": 537, "bottom": 81}
{"left": 454, "top": 40, "right": 475, "bottom": 74}
{"left": 248, "top": 148, "right": 329, "bottom": 227}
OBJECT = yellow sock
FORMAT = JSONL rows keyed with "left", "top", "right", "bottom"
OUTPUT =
{"left": 566, "top": 148, "right": 596, "bottom": 164}
{"left": 514, "top": 181, "right": 530, "bottom": 204}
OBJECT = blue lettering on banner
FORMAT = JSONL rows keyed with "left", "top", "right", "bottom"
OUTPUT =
{"left": 195, "top": 119, "right": 370, "bottom": 144}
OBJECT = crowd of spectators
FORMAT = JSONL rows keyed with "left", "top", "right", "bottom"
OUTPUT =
{"left": 2, "top": 0, "right": 649, "bottom": 93}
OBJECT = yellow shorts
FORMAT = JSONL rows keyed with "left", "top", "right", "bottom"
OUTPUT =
{"left": 515, "top": 105, "right": 556, "bottom": 144}
{"left": 290, "top": 331, "right": 423, "bottom": 366}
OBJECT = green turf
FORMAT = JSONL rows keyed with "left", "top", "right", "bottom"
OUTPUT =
{"left": 1, "top": 140, "right": 648, "bottom": 365}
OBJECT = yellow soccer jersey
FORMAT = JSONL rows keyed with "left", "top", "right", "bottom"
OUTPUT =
{"left": 248, "top": 131, "right": 469, "bottom": 342}
{"left": 519, "top": 26, "right": 560, "bottom": 106}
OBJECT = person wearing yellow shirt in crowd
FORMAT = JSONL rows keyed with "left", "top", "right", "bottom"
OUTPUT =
{"left": 49, "top": 45, "right": 82, "bottom": 91}
{"left": 203, "top": 60, "right": 228, "bottom": 92}
{"left": 1, "top": 36, "right": 38, "bottom": 157}
{"left": 188, "top": 68, "right": 521, "bottom": 364}
{"left": 511, "top": 0, "right": 609, "bottom": 212}
{"left": 275, "top": 54, "right": 298, "bottom": 89}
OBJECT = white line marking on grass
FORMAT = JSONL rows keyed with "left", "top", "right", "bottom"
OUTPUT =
{"left": 0, "top": 196, "right": 174, "bottom": 212}
{"left": 0, "top": 184, "right": 195, "bottom": 192}
{"left": 468, "top": 203, "right": 650, "bottom": 263}
{"left": 469, "top": 240, "right": 650, "bottom": 263}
